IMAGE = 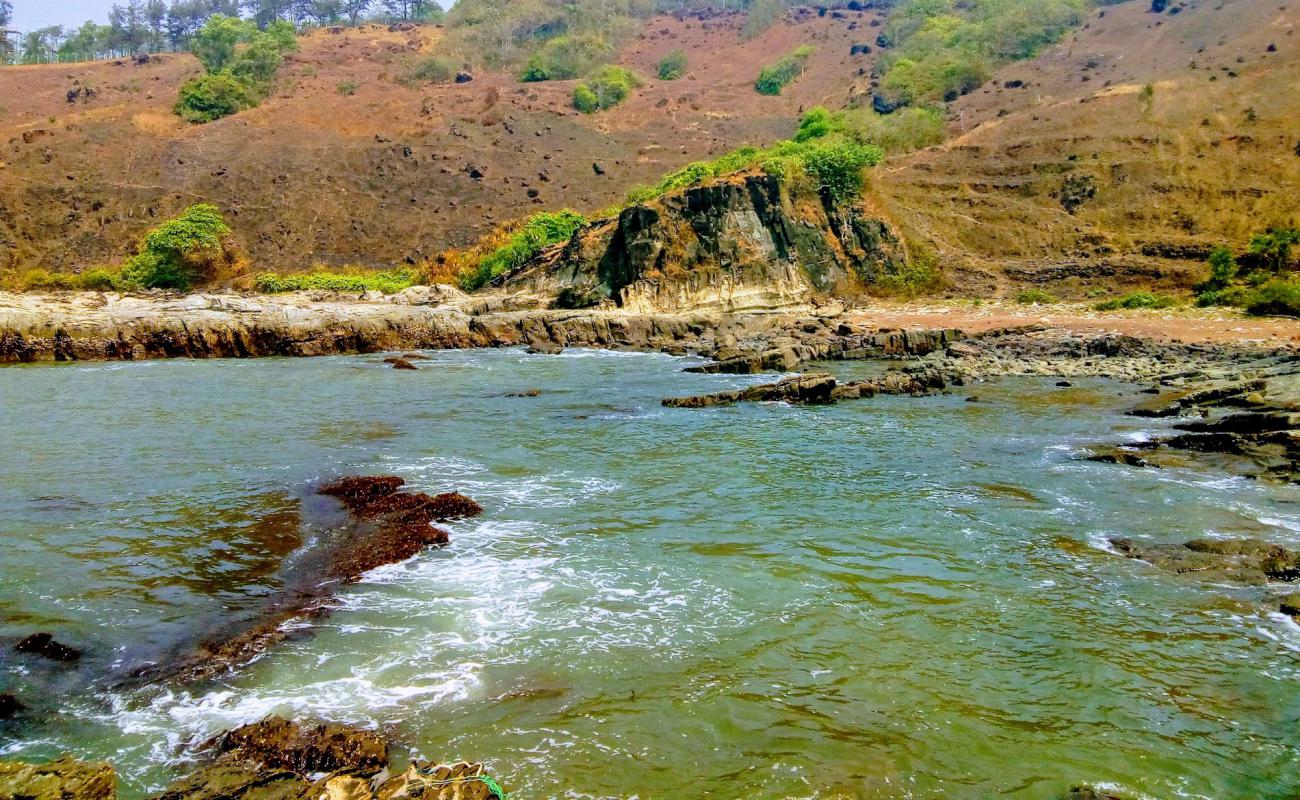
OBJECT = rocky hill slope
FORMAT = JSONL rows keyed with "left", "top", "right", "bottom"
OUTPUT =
{"left": 0, "top": 0, "right": 1296, "bottom": 298}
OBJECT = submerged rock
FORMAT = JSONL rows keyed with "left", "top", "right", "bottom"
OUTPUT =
{"left": 387, "top": 357, "right": 418, "bottom": 370}
{"left": 0, "top": 693, "right": 22, "bottom": 720}
{"left": 1109, "top": 537, "right": 1300, "bottom": 585}
{"left": 0, "top": 756, "right": 115, "bottom": 800}
{"left": 1060, "top": 787, "right": 1130, "bottom": 800}
{"left": 1279, "top": 592, "right": 1300, "bottom": 618}
{"left": 15, "top": 632, "right": 81, "bottom": 662}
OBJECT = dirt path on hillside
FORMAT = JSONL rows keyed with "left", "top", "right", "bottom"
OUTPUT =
{"left": 845, "top": 303, "right": 1300, "bottom": 346}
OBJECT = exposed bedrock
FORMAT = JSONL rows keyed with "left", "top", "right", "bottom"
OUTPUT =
{"left": 509, "top": 173, "right": 907, "bottom": 313}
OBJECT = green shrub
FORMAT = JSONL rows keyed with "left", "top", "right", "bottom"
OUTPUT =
{"left": 175, "top": 73, "right": 253, "bottom": 123}
{"left": 403, "top": 55, "right": 459, "bottom": 85}
{"left": 76, "top": 268, "right": 123, "bottom": 291}
{"left": 572, "top": 83, "right": 600, "bottom": 113}
{"left": 755, "top": 45, "right": 813, "bottom": 95}
{"left": 871, "top": 250, "right": 943, "bottom": 298}
{"left": 657, "top": 49, "right": 687, "bottom": 80}
{"left": 795, "top": 105, "right": 945, "bottom": 154}
{"left": 254, "top": 269, "right": 418, "bottom": 294}
{"left": 120, "top": 204, "right": 235, "bottom": 290}
{"left": 1194, "top": 246, "right": 1238, "bottom": 295}
{"left": 572, "top": 65, "right": 642, "bottom": 113}
{"left": 1243, "top": 277, "right": 1300, "bottom": 317}
{"left": 175, "top": 19, "right": 298, "bottom": 124}
{"left": 1246, "top": 228, "right": 1299, "bottom": 273}
{"left": 800, "top": 139, "right": 883, "bottom": 203}
{"left": 191, "top": 14, "right": 253, "bottom": 74}
{"left": 1015, "top": 289, "right": 1057, "bottom": 305}
{"left": 521, "top": 34, "right": 613, "bottom": 81}
{"left": 337, "top": 80, "right": 359, "bottom": 96}
{"left": 1093, "top": 292, "right": 1177, "bottom": 311}
{"left": 460, "top": 210, "right": 586, "bottom": 290}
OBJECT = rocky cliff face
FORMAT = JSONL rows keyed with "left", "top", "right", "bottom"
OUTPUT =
{"left": 511, "top": 174, "right": 907, "bottom": 313}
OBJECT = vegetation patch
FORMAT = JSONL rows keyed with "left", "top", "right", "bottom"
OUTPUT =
{"left": 1094, "top": 291, "right": 1178, "bottom": 311}
{"left": 521, "top": 34, "right": 613, "bottom": 81}
{"left": 657, "top": 49, "right": 687, "bottom": 81}
{"left": 120, "top": 204, "right": 241, "bottom": 290}
{"left": 175, "top": 16, "right": 297, "bottom": 124}
{"left": 254, "top": 269, "right": 419, "bottom": 294}
{"left": 755, "top": 45, "right": 814, "bottom": 95}
{"left": 401, "top": 55, "right": 459, "bottom": 86}
{"left": 1195, "top": 230, "right": 1300, "bottom": 316}
{"left": 872, "top": 0, "right": 1090, "bottom": 111}
{"left": 572, "top": 66, "right": 643, "bottom": 113}
{"left": 448, "top": 210, "right": 588, "bottom": 291}
{"left": 1015, "top": 289, "right": 1058, "bottom": 305}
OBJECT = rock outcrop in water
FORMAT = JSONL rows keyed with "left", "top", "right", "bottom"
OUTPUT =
{"left": 14, "top": 633, "right": 81, "bottom": 662}
{"left": 508, "top": 173, "right": 907, "bottom": 314}
{"left": 143, "top": 716, "right": 505, "bottom": 800}
{"left": 152, "top": 477, "right": 482, "bottom": 685}
{"left": 663, "top": 369, "right": 947, "bottom": 408}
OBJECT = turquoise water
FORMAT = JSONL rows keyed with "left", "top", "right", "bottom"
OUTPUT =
{"left": 1, "top": 349, "right": 1298, "bottom": 799}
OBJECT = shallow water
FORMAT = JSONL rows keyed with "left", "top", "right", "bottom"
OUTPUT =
{"left": 1, "top": 349, "right": 1298, "bottom": 799}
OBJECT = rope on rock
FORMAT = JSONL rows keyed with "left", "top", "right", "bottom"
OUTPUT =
{"left": 425, "top": 773, "right": 509, "bottom": 799}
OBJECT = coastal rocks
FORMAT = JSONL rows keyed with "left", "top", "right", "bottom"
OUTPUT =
{"left": 506, "top": 172, "right": 907, "bottom": 314}
{"left": 159, "top": 478, "right": 482, "bottom": 684}
{"left": 386, "top": 357, "right": 418, "bottom": 370}
{"left": 663, "top": 370, "right": 946, "bottom": 408}
{"left": 0, "top": 756, "right": 116, "bottom": 800}
{"left": 147, "top": 716, "right": 505, "bottom": 800}
{"left": 0, "top": 693, "right": 22, "bottom": 720}
{"left": 203, "top": 716, "right": 389, "bottom": 776}
{"left": 1279, "top": 592, "right": 1300, "bottom": 618}
{"left": 153, "top": 716, "right": 389, "bottom": 800}
{"left": 15, "top": 632, "right": 81, "bottom": 662}
{"left": 1109, "top": 537, "right": 1300, "bottom": 585}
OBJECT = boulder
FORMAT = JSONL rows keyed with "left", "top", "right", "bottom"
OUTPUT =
{"left": 1279, "top": 592, "right": 1300, "bottom": 617}
{"left": 0, "top": 757, "right": 115, "bottom": 800}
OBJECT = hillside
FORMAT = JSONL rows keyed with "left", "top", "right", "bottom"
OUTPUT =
{"left": 0, "top": 8, "right": 880, "bottom": 274}
{"left": 874, "top": 0, "right": 1300, "bottom": 297}
{"left": 0, "top": 0, "right": 1296, "bottom": 300}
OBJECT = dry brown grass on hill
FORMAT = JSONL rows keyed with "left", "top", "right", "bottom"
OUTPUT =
{"left": 873, "top": 0, "right": 1300, "bottom": 300}
{"left": 0, "top": 10, "right": 877, "bottom": 279}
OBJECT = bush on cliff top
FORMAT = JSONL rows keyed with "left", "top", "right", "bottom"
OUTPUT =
{"left": 452, "top": 210, "right": 587, "bottom": 291}
{"left": 1093, "top": 292, "right": 1178, "bottom": 311}
{"left": 175, "top": 15, "right": 297, "bottom": 125}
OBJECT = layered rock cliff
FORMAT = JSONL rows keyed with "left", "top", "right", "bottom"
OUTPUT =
{"left": 509, "top": 173, "right": 907, "bottom": 313}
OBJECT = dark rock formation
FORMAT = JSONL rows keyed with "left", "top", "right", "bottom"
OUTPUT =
{"left": 0, "top": 756, "right": 115, "bottom": 800}
{"left": 384, "top": 357, "right": 418, "bottom": 370}
{"left": 15, "top": 633, "right": 82, "bottom": 662}
{"left": 663, "top": 369, "right": 946, "bottom": 408}
{"left": 0, "top": 693, "right": 22, "bottom": 720}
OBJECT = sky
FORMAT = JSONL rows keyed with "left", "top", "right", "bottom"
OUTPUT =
{"left": 10, "top": 1, "right": 118, "bottom": 34}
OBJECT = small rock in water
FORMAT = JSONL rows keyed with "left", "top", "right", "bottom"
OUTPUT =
{"left": 1279, "top": 593, "right": 1300, "bottom": 618}
{"left": 0, "top": 693, "right": 23, "bottom": 720}
{"left": 965, "top": 395, "right": 979, "bottom": 403}
{"left": 15, "top": 632, "right": 81, "bottom": 662}
{"left": 505, "top": 389, "right": 542, "bottom": 397}
{"left": 388, "top": 357, "right": 418, "bottom": 370}
{"left": 525, "top": 342, "right": 563, "bottom": 355}
{"left": 1056, "top": 380, "right": 1073, "bottom": 387}
{"left": 202, "top": 715, "right": 389, "bottom": 775}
